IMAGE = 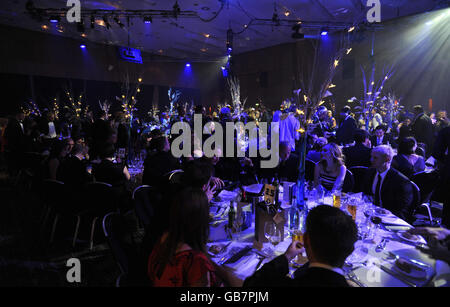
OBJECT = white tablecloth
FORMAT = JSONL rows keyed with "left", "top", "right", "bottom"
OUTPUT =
{"left": 208, "top": 192, "right": 450, "bottom": 287}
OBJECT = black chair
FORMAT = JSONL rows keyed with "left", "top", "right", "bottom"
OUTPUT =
{"left": 348, "top": 166, "right": 369, "bottom": 193}
{"left": 74, "top": 182, "right": 118, "bottom": 250}
{"left": 102, "top": 212, "right": 149, "bottom": 286}
{"left": 342, "top": 169, "right": 355, "bottom": 193}
{"left": 411, "top": 171, "right": 441, "bottom": 225}
{"left": 410, "top": 180, "right": 424, "bottom": 224}
{"left": 305, "top": 159, "right": 316, "bottom": 182}
{"left": 39, "top": 179, "right": 67, "bottom": 245}
{"left": 166, "top": 169, "right": 184, "bottom": 184}
{"left": 132, "top": 185, "right": 154, "bottom": 229}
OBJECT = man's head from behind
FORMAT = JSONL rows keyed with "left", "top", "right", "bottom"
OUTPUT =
{"left": 353, "top": 129, "right": 370, "bottom": 146}
{"left": 304, "top": 205, "right": 357, "bottom": 268}
{"left": 279, "top": 141, "right": 291, "bottom": 162}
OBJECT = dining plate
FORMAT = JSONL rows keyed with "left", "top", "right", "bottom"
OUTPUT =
{"left": 396, "top": 231, "right": 422, "bottom": 244}
{"left": 392, "top": 258, "right": 428, "bottom": 280}
{"left": 374, "top": 208, "right": 390, "bottom": 216}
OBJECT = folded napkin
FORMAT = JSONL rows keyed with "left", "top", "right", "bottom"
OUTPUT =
{"left": 226, "top": 253, "right": 261, "bottom": 279}
{"left": 217, "top": 190, "right": 239, "bottom": 201}
{"left": 243, "top": 184, "right": 264, "bottom": 195}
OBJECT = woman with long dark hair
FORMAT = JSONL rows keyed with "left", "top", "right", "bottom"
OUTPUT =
{"left": 147, "top": 187, "right": 222, "bottom": 287}
{"left": 392, "top": 137, "right": 425, "bottom": 178}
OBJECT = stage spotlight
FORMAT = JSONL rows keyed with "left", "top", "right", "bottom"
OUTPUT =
{"left": 103, "top": 16, "right": 111, "bottom": 29}
{"left": 185, "top": 63, "right": 191, "bottom": 67}
{"left": 320, "top": 28, "right": 328, "bottom": 36}
{"left": 49, "top": 15, "right": 60, "bottom": 23}
{"left": 80, "top": 44, "right": 86, "bottom": 49}
{"left": 144, "top": 16, "right": 152, "bottom": 24}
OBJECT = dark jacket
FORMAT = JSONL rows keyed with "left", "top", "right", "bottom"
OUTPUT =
{"left": 93, "top": 159, "right": 126, "bottom": 187}
{"left": 336, "top": 116, "right": 357, "bottom": 145}
{"left": 363, "top": 168, "right": 414, "bottom": 222}
{"left": 343, "top": 143, "right": 372, "bottom": 167}
{"left": 142, "top": 151, "right": 180, "bottom": 187}
{"left": 4, "top": 117, "right": 25, "bottom": 152}
{"left": 243, "top": 255, "right": 349, "bottom": 287}
{"left": 370, "top": 134, "right": 392, "bottom": 147}
{"left": 38, "top": 119, "right": 60, "bottom": 137}
{"left": 59, "top": 156, "right": 92, "bottom": 189}
{"left": 391, "top": 154, "right": 425, "bottom": 179}
{"left": 411, "top": 113, "right": 434, "bottom": 155}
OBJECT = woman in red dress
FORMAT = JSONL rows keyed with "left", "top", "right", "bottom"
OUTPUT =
{"left": 147, "top": 187, "right": 223, "bottom": 287}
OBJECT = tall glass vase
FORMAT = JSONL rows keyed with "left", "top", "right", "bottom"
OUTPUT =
{"left": 295, "top": 133, "right": 307, "bottom": 210}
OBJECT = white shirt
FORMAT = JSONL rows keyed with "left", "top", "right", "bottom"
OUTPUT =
{"left": 47, "top": 121, "right": 57, "bottom": 138}
{"left": 372, "top": 168, "right": 389, "bottom": 205}
{"left": 19, "top": 122, "right": 24, "bottom": 133}
{"left": 279, "top": 113, "right": 300, "bottom": 150}
{"left": 376, "top": 136, "right": 383, "bottom": 146}
{"left": 309, "top": 262, "right": 344, "bottom": 276}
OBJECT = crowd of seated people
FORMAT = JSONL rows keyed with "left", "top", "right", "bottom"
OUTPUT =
{"left": 0, "top": 100, "right": 449, "bottom": 288}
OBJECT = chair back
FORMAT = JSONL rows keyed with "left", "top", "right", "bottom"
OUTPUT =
{"left": 411, "top": 171, "right": 439, "bottom": 204}
{"left": 102, "top": 212, "right": 145, "bottom": 286}
{"left": 41, "top": 179, "right": 65, "bottom": 211}
{"left": 342, "top": 169, "right": 355, "bottom": 193}
{"left": 410, "top": 181, "right": 422, "bottom": 218}
{"left": 305, "top": 159, "right": 316, "bottom": 182}
{"left": 348, "top": 166, "right": 369, "bottom": 193}
{"left": 167, "top": 169, "right": 184, "bottom": 184}
{"left": 132, "top": 185, "right": 155, "bottom": 228}
{"left": 81, "top": 182, "right": 116, "bottom": 215}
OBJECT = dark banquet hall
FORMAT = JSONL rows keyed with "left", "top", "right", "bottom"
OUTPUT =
{"left": 0, "top": 0, "right": 450, "bottom": 295}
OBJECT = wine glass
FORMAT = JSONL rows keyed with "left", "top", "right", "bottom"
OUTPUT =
{"left": 268, "top": 226, "right": 282, "bottom": 250}
{"left": 233, "top": 214, "right": 245, "bottom": 241}
{"left": 264, "top": 221, "right": 277, "bottom": 254}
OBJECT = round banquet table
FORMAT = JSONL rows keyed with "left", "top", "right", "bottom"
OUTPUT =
{"left": 207, "top": 188, "right": 450, "bottom": 287}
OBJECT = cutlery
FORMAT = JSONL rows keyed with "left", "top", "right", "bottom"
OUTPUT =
{"left": 222, "top": 246, "right": 253, "bottom": 264}
{"left": 253, "top": 255, "right": 265, "bottom": 273}
{"left": 375, "top": 238, "right": 389, "bottom": 252}
{"left": 375, "top": 262, "right": 417, "bottom": 287}
{"left": 346, "top": 271, "right": 366, "bottom": 287}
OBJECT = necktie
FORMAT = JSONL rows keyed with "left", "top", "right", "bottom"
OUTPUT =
{"left": 374, "top": 174, "right": 382, "bottom": 207}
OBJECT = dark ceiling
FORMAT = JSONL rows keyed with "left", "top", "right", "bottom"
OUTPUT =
{"left": 0, "top": 0, "right": 447, "bottom": 60}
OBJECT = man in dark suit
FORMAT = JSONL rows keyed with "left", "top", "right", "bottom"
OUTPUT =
{"left": 336, "top": 106, "right": 357, "bottom": 145}
{"left": 4, "top": 110, "right": 26, "bottom": 175}
{"left": 142, "top": 136, "right": 180, "bottom": 187}
{"left": 432, "top": 126, "right": 450, "bottom": 228}
{"left": 370, "top": 124, "right": 392, "bottom": 147}
{"left": 411, "top": 105, "right": 434, "bottom": 157}
{"left": 243, "top": 205, "right": 357, "bottom": 287}
{"left": 343, "top": 129, "right": 372, "bottom": 167}
{"left": 38, "top": 111, "right": 60, "bottom": 142}
{"left": 276, "top": 141, "right": 300, "bottom": 182}
{"left": 363, "top": 145, "right": 414, "bottom": 222}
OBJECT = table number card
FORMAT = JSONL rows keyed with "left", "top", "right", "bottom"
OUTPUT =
{"left": 263, "top": 184, "right": 276, "bottom": 205}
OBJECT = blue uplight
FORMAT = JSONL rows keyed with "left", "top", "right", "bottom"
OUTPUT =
{"left": 80, "top": 44, "right": 86, "bottom": 49}
{"left": 321, "top": 31, "right": 328, "bottom": 36}
{"left": 50, "top": 19, "right": 59, "bottom": 23}
{"left": 186, "top": 63, "right": 191, "bottom": 67}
